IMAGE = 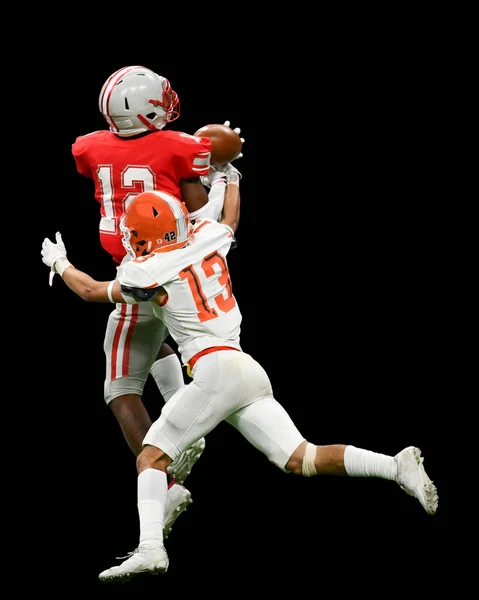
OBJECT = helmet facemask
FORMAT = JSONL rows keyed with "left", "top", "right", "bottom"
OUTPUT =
{"left": 120, "top": 215, "right": 151, "bottom": 259}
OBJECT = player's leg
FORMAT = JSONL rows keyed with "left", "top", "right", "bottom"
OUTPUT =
{"left": 143, "top": 351, "right": 246, "bottom": 465}
{"left": 108, "top": 394, "right": 151, "bottom": 456}
{"left": 103, "top": 303, "right": 167, "bottom": 454}
{"left": 150, "top": 342, "right": 206, "bottom": 484}
{"left": 99, "top": 455, "right": 170, "bottom": 583}
{"left": 100, "top": 351, "right": 246, "bottom": 582}
{"left": 103, "top": 303, "right": 192, "bottom": 539}
{"left": 149, "top": 342, "right": 197, "bottom": 537}
{"left": 224, "top": 353, "right": 438, "bottom": 516}
{"left": 284, "top": 442, "right": 438, "bottom": 514}
{"left": 99, "top": 440, "right": 195, "bottom": 583}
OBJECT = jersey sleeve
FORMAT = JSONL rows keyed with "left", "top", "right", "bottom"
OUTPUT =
{"left": 71, "top": 134, "right": 93, "bottom": 177}
{"left": 192, "top": 219, "right": 235, "bottom": 255}
{"left": 118, "top": 260, "right": 161, "bottom": 290}
{"left": 172, "top": 133, "right": 212, "bottom": 178}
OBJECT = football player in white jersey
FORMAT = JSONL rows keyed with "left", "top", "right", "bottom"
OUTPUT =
{"left": 41, "top": 174, "right": 439, "bottom": 583}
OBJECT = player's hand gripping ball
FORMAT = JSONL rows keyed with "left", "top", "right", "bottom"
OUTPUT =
{"left": 194, "top": 121, "right": 244, "bottom": 167}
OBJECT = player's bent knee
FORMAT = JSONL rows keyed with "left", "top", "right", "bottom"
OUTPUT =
{"left": 137, "top": 444, "right": 171, "bottom": 474}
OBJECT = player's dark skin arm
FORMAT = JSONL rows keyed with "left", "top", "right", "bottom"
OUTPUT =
{"left": 180, "top": 177, "right": 209, "bottom": 213}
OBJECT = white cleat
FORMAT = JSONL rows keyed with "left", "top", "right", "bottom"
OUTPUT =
{"left": 167, "top": 437, "right": 206, "bottom": 484}
{"left": 164, "top": 482, "right": 193, "bottom": 539}
{"left": 99, "top": 546, "right": 168, "bottom": 583}
{"left": 395, "top": 446, "right": 439, "bottom": 515}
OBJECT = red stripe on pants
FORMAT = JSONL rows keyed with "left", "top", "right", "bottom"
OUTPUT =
{"left": 122, "top": 304, "right": 139, "bottom": 377}
{"left": 110, "top": 304, "right": 127, "bottom": 380}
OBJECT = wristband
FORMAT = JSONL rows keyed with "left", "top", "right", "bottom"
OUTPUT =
{"left": 226, "top": 172, "right": 240, "bottom": 186}
{"left": 107, "top": 280, "right": 115, "bottom": 303}
{"left": 54, "top": 256, "right": 72, "bottom": 277}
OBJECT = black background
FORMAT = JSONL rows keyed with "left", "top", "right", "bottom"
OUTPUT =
{"left": 29, "top": 39, "right": 453, "bottom": 597}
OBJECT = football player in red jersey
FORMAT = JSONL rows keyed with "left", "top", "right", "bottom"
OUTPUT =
{"left": 70, "top": 65, "right": 241, "bottom": 538}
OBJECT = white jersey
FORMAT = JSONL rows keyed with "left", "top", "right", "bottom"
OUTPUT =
{"left": 118, "top": 219, "right": 242, "bottom": 365}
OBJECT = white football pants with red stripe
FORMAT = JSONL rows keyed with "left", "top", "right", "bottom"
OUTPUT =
{"left": 103, "top": 302, "right": 169, "bottom": 404}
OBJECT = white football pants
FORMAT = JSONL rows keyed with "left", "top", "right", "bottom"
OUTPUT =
{"left": 143, "top": 349, "right": 306, "bottom": 471}
{"left": 103, "top": 302, "right": 169, "bottom": 404}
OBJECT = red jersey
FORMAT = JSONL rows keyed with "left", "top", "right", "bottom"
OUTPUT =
{"left": 72, "top": 129, "right": 212, "bottom": 265}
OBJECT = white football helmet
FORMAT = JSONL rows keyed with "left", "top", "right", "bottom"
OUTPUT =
{"left": 99, "top": 66, "right": 180, "bottom": 137}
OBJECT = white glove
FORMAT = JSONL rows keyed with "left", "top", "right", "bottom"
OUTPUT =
{"left": 223, "top": 120, "right": 245, "bottom": 161}
{"left": 201, "top": 165, "right": 227, "bottom": 188}
{"left": 41, "top": 232, "right": 71, "bottom": 286}
{"left": 221, "top": 161, "right": 242, "bottom": 186}
{"left": 201, "top": 161, "right": 242, "bottom": 188}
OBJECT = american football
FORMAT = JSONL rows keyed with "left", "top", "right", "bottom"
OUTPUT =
{"left": 194, "top": 123, "right": 243, "bottom": 166}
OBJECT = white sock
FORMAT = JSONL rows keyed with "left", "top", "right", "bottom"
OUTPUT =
{"left": 137, "top": 468, "right": 168, "bottom": 549}
{"left": 150, "top": 354, "right": 184, "bottom": 403}
{"left": 344, "top": 445, "right": 397, "bottom": 480}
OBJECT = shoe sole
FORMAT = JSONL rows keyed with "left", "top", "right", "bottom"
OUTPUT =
{"left": 164, "top": 487, "right": 193, "bottom": 539}
{"left": 99, "top": 560, "right": 169, "bottom": 583}
{"left": 399, "top": 447, "right": 439, "bottom": 515}
{"left": 167, "top": 438, "right": 206, "bottom": 484}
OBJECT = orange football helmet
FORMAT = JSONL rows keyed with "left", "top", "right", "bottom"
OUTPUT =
{"left": 121, "top": 190, "right": 191, "bottom": 258}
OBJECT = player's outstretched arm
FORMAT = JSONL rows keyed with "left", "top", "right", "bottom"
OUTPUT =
{"left": 61, "top": 268, "right": 121, "bottom": 303}
{"left": 41, "top": 232, "right": 123, "bottom": 303}
{"left": 219, "top": 164, "right": 241, "bottom": 233}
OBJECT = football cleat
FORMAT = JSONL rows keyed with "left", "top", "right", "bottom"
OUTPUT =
{"left": 167, "top": 437, "right": 206, "bottom": 484}
{"left": 99, "top": 546, "right": 168, "bottom": 583}
{"left": 164, "top": 482, "right": 192, "bottom": 539}
{"left": 395, "top": 446, "right": 439, "bottom": 515}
